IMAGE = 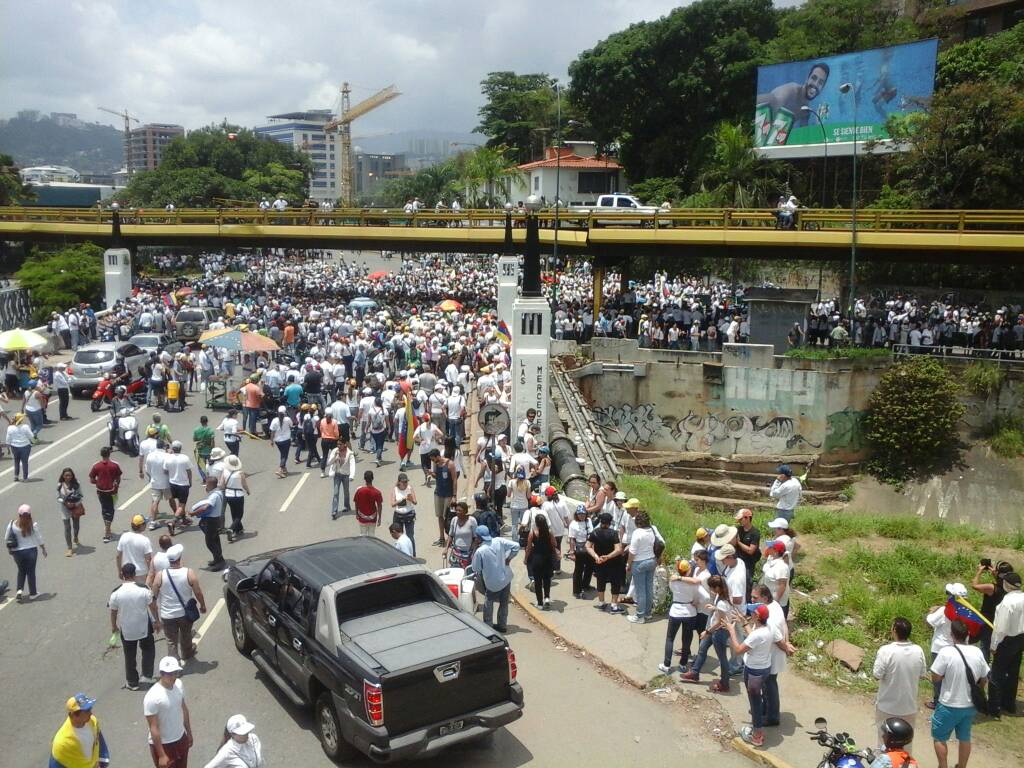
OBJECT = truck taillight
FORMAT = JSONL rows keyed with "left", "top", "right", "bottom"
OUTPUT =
{"left": 364, "top": 680, "right": 384, "bottom": 726}
{"left": 506, "top": 647, "right": 517, "bottom": 684}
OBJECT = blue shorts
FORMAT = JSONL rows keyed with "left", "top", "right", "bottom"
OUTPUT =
{"left": 930, "top": 703, "right": 975, "bottom": 742}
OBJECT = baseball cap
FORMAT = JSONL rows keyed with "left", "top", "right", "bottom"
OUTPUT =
{"left": 159, "top": 656, "right": 183, "bottom": 674}
{"left": 131, "top": 514, "right": 146, "bottom": 527}
{"left": 1002, "top": 572, "right": 1021, "bottom": 588}
{"left": 170, "top": 440, "right": 182, "bottom": 450}
{"left": 676, "top": 560, "right": 691, "bottom": 576}
{"left": 776, "top": 464, "right": 793, "bottom": 477}
{"left": 475, "top": 525, "right": 493, "bottom": 542}
{"left": 226, "top": 714, "right": 256, "bottom": 736}
{"left": 166, "top": 544, "right": 184, "bottom": 562}
{"left": 768, "top": 540, "right": 786, "bottom": 555}
{"left": 613, "top": 491, "right": 627, "bottom": 502}
{"left": 734, "top": 508, "right": 753, "bottom": 521}
{"left": 623, "top": 498, "right": 641, "bottom": 510}
{"left": 66, "top": 693, "right": 96, "bottom": 713}
{"left": 544, "top": 486, "right": 558, "bottom": 498}
{"left": 753, "top": 604, "right": 770, "bottom": 621}
{"left": 715, "top": 543, "right": 737, "bottom": 560}
{"left": 767, "top": 517, "right": 790, "bottom": 529}
{"left": 696, "top": 527, "right": 709, "bottom": 539}
{"left": 18, "top": 504, "right": 31, "bottom": 516}
{"left": 945, "top": 582, "right": 968, "bottom": 598}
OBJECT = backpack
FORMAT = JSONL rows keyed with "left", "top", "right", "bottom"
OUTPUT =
{"left": 370, "top": 408, "right": 386, "bottom": 432}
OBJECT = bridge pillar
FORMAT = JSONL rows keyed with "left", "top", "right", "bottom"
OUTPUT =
{"left": 497, "top": 209, "right": 519, "bottom": 331}
{"left": 512, "top": 201, "right": 550, "bottom": 438}
{"left": 104, "top": 248, "right": 133, "bottom": 307}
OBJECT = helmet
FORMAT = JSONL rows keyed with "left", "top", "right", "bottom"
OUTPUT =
{"left": 473, "top": 492, "right": 490, "bottom": 510}
{"left": 881, "top": 717, "right": 913, "bottom": 750}
{"left": 116, "top": 386, "right": 127, "bottom": 396}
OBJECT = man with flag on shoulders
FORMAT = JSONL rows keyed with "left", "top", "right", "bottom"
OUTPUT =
{"left": 50, "top": 693, "right": 111, "bottom": 768}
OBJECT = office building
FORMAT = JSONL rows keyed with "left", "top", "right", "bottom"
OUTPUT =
{"left": 354, "top": 152, "right": 405, "bottom": 197}
{"left": 255, "top": 110, "right": 341, "bottom": 201}
{"left": 127, "top": 123, "right": 184, "bottom": 172}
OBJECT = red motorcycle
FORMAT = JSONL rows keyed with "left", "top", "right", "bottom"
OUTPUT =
{"left": 90, "top": 375, "right": 146, "bottom": 412}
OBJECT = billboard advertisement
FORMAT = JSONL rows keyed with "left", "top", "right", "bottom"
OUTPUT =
{"left": 753, "top": 39, "right": 938, "bottom": 153}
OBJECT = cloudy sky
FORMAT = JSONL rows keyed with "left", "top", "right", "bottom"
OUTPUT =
{"left": 0, "top": 0, "right": 693, "bottom": 135}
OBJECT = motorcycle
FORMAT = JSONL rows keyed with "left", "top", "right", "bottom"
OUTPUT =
{"left": 808, "top": 717, "right": 876, "bottom": 768}
{"left": 91, "top": 375, "right": 146, "bottom": 412}
{"left": 108, "top": 407, "right": 140, "bottom": 456}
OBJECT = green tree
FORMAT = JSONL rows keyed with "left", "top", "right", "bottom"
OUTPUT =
{"left": 118, "top": 125, "right": 312, "bottom": 207}
{"left": 16, "top": 243, "right": 104, "bottom": 323}
{"left": 865, "top": 357, "right": 965, "bottom": 485}
{"left": 936, "top": 21, "right": 1024, "bottom": 90}
{"left": 569, "top": 0, "right": 778, "bottom": 185}
{"left": 475, "top": 72, "right": 559, "bottom": 165}
{"left": 0, "top": 153, "right": 35, "bottom": 205}
{"left": 696, "top": 122, "right": 786, "bottom": 207}
{"left": 629, "top": 177, "right": 684, "bottom": 205}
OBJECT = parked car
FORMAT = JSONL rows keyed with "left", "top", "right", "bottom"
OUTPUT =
{"left": 67, "top": 341, "right": 149, "bottom": 396}
{"left": 174, "top": 307, "right": 220, "bottom": 342}
{"left": 129, "top": 332, "right": 183, "bottom": 359}
{"left": 224, "top": 537, "right": 524, "bottom": 763}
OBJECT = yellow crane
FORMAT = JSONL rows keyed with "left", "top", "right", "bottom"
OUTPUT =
{"left": 99, "top": 106, "right": 141, "bottom": 177}
{"left": 323, "top": 83, "right": 400, "bottom": 205}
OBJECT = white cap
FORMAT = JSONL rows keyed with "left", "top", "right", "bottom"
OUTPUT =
{"left": 945, "top": 582, "right": 968, "bottom": 598}
{"left": 226, "top": 714, "right": 256, "bottom": 736}
{"left": 166, "top": 544, "right": 184, "bottom": 561}
{"left": 767, "top": 517, "right": 790, "bottom": 529}
{"left": 159, "top": 656, "right": 183, "bottom": 674}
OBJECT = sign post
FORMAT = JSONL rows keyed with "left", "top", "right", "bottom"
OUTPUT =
{"left": 511, "top": 198, "right": 550, "bottom": 439}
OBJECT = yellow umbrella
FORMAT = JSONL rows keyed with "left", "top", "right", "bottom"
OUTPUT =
{"left": 436, "top": 299, "right": 463, "bottom": 312}
{"left": 0, "top": 328, "right": 48, "bottom": 351}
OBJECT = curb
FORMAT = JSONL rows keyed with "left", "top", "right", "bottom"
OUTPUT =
{"left": 730, "top": 738, "right": 798, "bottom": 768}
{"left": 510, "top": 590, "right": 799, "bottom": 768}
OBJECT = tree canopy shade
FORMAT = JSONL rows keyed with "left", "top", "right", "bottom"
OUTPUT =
{"left": 0, "top": 153, "right": 35, "bottom": 205}
{"left": 568, "top": 0, "right": 777, "bottom": 186}
{"left": 935, "top": 21, "right": 1024, "bottom": 90}
{"left": 118, "top": 125, "right": 312, "bottom": 207}
{"left": 16, "top": 244, "right": 104, "bottom": 323}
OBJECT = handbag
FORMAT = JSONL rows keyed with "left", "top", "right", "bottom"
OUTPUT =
{"left": 69, "top": 503, "right": 86, "bottom": 519}
{"left": 952, "top": 645, "right": 988, "bottom": 712}
{"left": 166, "top": 568, "right": 202, "bottom": 623}
{"left": 5, "top": 521, "right": 17, "bottom": 553}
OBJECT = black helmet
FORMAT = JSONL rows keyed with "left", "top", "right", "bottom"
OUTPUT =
{"left": 473, "top": 492, "right": 490, "bottom": 510}
{"left": 881, "top": 717, "right": 913, "bottom": 749}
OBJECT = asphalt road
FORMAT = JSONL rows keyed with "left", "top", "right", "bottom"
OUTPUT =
{"left": 0, "top": 259, "right": 753, "bottom": 767}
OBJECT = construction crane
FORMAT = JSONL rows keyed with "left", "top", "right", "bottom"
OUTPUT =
{"left": 99, "top": 106, "right": 141, "bottom": 177}
{"left": 323, "top": 83, "right": 400, "bottom": 205}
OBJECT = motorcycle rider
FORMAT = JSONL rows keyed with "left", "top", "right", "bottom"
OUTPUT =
{"left": 108, "top": 386, "right": 134, "bottom": 448}
{"left": 869, "top": 717, "right": 918, "bottom": 767}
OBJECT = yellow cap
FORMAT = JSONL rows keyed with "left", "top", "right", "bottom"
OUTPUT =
{"left": 696, "top": 527, "right": 709, "bottom": 539}
{"left": 676, "top": 560, "right": 691, "bottom": 576}
{"left": 131, "top": 514, "right": 146, "bottom": 527}
{"left": 623, "top": 498, "right": 641, "bottom": 510}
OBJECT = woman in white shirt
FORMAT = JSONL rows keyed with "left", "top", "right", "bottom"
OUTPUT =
{"left": 725, "top": 604, "right": 776, "bottom": 748}
{"left": 327, "top": 440, "right": 356, "bottom": 520}
{"left": 203, "top": 714, "right": 264, "bottom": 768}
{"left": 626, "top": 512, "right": 658, "bottom": 624}
{"left": 7, "top": 412, "right": 35, "bottom": 482}
{"left": 659, "top": 559, "right": 701, "bottom": 674}
{"left": 217, "top": 410, "right": 242, "bottom": 456}
{"left": 682, "top": 575, "right": 732, "bottom": 691}
{"left": 219, "top": 455, "right": 250, "bottom": 542}
{"left": 390, "top": 472, "right": 418, "bottom": 555}
{"left": 567, "top": 505, "right": 594, "bottom": 599}
{"left": 5, "top": 504, "right": 47, "bottom": 601}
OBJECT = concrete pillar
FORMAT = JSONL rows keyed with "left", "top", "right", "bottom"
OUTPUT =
{"left": 512, "top": 296, "right": 551, "bottom": 438}
{"left": 104, "top": 247, "right": 132, "bottom": 307}
{"left": 497, "top": 254, "right": 519, "bottom": 332}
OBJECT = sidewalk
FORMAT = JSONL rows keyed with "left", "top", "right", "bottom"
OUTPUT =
{"left": 507, "top": 562, "right": 1011, "bottom": 767}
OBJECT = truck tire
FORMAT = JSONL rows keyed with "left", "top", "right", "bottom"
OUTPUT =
{"left": 316, "top": 692, "right": 358, "bottom": 762}
{"left": 228, "top": 600, "right": 255, "bottom": 655}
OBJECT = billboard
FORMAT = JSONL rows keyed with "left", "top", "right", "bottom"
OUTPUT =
{"left": 753, "top": 39, "right": 938, "bottom": 154}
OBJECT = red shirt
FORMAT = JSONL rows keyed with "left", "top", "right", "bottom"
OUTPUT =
{"left": 353, "top": 485, "right": 383, "bottom": 524}
{"left": 89, "top": 459, "right": 123, "bottom": 493}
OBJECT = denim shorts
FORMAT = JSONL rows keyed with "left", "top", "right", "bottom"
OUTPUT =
{"left": 930, "top": 703, "right": 975, "bottom": 742}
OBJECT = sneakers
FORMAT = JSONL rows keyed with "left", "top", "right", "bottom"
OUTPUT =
{"left": 139, "top": 676, "right": 156, "bottom": 684}
{"left": 102, "top": 534, "right": 112, "bottom": 543}
{"left": 593, "top": 602, "right": 609, "bottom": 611}
{"left": 543, "top": 598, "right": 551, "bottom": 608}
{"left": 65, "top": 548, "right": 73, "bottom": 557}
{"left": 627, "top": 615, "right": 646, "bottom": 624}
{"left": 608, "top": 605, "right": 625, "bottom": 614}
{"left": 123, "top": 682, "right": 140, "bottom": 691}
{"left": 73, "top": 537, "right": 80, "bottom": 546}
{"left": 740, "top": 726, "right": 764, "bottom": 747}
{"left": 657, "top": 663, "right": 672, "bottom": 674}
{"left": 15, "top": 589, "right": 23, "bottom": 602}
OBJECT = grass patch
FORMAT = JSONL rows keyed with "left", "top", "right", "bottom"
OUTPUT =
{"left": 962, "top": 361, "right": 1005, "bottom": 398}
{"left": 784, "top": 347, "right": 891, "bottom": 361}
{"left": 979, "top": 415, "right": 1024, "bottom": 458}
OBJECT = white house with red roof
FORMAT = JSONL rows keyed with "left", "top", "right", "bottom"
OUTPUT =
{"left": 514, "top": 141, "right": 626, "bottom": 205}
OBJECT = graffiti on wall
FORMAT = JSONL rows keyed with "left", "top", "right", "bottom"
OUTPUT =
{"left": 592, "top": 403, "right": 822, "bottom": 455}
{"left": 0, "top": 288, "right": 32, "bottom": 332}
{"left": 825, "top": 407, "right": 867, "bottom": 452}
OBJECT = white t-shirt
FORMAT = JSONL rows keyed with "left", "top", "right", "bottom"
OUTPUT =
{"left": 73, "top": 724, "right": 95, "bottom": 761}
{"left": 541, "top": 499, "right": 569, "bottom": 538}
{"left": 219, "top": 417, "right": 240, "bottom": 442}
{"left": 145, "top": 450, "right": 170, "bottom": 490}
{"left": 760, "top": 557, "right": 791, "bottom": 607}
{"left": 927, "top": 607, "right": 953, "bottom": 654}
{"left": 163, "top": 453, "right": 192, "bottom": 486}
{"left": 743, "top": 624, "right": 774, "bottom": 670}
{"left": 874, "top": 640, "right": 927, "bottom": 716}
{"left": 724, "top": 560, "right": 748, "bottom": 603}
{"left": 270, "top": 416, "right": 293, "bottom": 443}
{"left": 445, "top": 394, "right": 465, "bottom": 420}
{"left": 628, "top": 527, "right": 656, "bottom": 561}
{"left": 117, "top": 531, "right": 153, "bottom": 576}
{"left": 393, "top": 534, "right": 414, "bottom": 556}
{"left": 414, "top": 423, "right": 439, "bottom": 454}
{"left": 202, "top": 733, "right": 264, "bottom": 768}
{"left": 668, "top": 579, "right": 698, "bottom": 618}
{"left": 108, "top": 582, "right": 154, "bottom": 641}
{"left": 143, "top": 678, "right": 187, "bottom": 744}
{"left": 931, "top": 644, "right": 989, "bottom": 709}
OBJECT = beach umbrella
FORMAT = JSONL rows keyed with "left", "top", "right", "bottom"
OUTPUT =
{"left": 437, "top": 299, "right": 463, "bottom": 312}
{"left": 199, "top": 328, "right": 279, "bottom": 352}
{"left": 367, "top": 270, "right": 390, "bottom": 280}
{"left": 0, "top": 328, "right": 48, "bottom": 351}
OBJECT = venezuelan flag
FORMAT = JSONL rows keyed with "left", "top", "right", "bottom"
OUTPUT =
{"left": 495, "top": 320, "right": 511, "bottom": 345}
{"left": 945, "top": 595, "right": 992, "bottom": 638}
{"left": 398, "top": 395, "right": 417, "bottom": 461}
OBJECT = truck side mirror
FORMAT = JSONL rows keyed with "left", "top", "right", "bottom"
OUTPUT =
{"left": 235, "top": 576, "right": 256, "bottom": 593}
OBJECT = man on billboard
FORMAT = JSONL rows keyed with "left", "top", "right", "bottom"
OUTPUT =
{"left": 755, "top": 62, "right": 830, "bottom": 144}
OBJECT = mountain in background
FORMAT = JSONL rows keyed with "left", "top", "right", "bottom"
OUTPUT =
{"left": 0, "top": 111, "right": 124, "bottom": 173}
{"left": 352, "top": 129, "right": 480, "bottom": 158}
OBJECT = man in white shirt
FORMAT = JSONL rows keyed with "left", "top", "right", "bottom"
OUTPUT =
{"left": 413, "top": 417, "right": 442, "bottom": 485}
{"left": 989, "top": 571, "right": 1023, "bottom": 716}
{"left": 116, "top": 514, "right": 153, "bottom": 583}
{"left": 873, "top": 616, "right": 927, "bottom": 748}
{"left": 329, "top": 396, "right": 352, "bottom": 442}
{"left": 540, "top": 487, "right": 570, "bottom": 572}
{"left": 144, "top": 443, "right": 172, "bottom": 530}
{"left": 445, "top": 386, "right": 466, "bottom": 444}
{"left": 927, "top": 583, "right": 964, "bottom": 708}
{"left": 930, "top": 620, "right": 989, "bottom": 768}
{"left": 163, "top": 441, "right": 194, "bottom": 530}
{"left": 388, "top": 522, "right": 414, "bottom": 556}
{"left": 768, "top": 465, "right": 801, "bottom": 522}
{"left": 109, "top": 562, "right": 159, "bottom": 690}
{"left": 144, "top": 656, "right": 192, "bottom": 767}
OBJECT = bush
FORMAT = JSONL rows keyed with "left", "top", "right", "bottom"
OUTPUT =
{"left": 784, "top": 347, "right": 891, "bottom": 361}
{"left": 980, "top": 415, "right": 1024, "bottom": 458}
{"left": 865, "top": 357, "right": 965, "bottom": 485}
{"left": 962, "top": 362, "right": 1005, "bottom": 398}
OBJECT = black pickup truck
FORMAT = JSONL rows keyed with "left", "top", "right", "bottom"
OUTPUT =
{"left": 224, "top": 537, "right": 524, "bottom": 763}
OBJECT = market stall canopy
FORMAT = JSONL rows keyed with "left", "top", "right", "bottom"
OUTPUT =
{"left": 436, "top": 299, "right": 463, "bottom": 312}
{"left": 367, "top": 270, "right": 390, "bottom": 280}
{"left": 198, "top": 327, "right": 280, "bottom": 352}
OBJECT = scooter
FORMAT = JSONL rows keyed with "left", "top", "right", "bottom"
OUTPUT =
{"left": 808, "top": 717, "right": 876, "bottom": 768}
{"left": 108, "top": 407, "right": 140, "bottom": 456}
{"left": 91, "top": 375, "right": 146, "bottom": 411}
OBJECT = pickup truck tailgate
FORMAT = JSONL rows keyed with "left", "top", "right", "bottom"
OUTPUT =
{"left": 342, "top": 602, "right": 511, "bottom": 733}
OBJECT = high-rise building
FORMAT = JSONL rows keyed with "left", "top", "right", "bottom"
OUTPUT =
{"left": 127, "top": 123, "right": 184, "bottom": 172}
{"left": 354, "top": 152, "right": 406, "bottom": 198}
{"left": 255, "top": 110, "right": 340, "bottom": 202}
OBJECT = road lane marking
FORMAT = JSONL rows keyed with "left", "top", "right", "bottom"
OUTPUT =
{"left": 117, "top": 484, "right": 152, "bottom": 511}
{"left": 194, "top": 597, "right": 225, "bottom": 647}
{"left": 279, "top": 472, "right": 310, "bottom": 512}
{"left": 0, "top": 427, "right": 109, "bottom": 496}
{"left": 0, "top": 412, "right": 108, "bottom": 478}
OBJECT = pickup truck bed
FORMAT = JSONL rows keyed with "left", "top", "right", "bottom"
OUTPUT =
{"left": 343, "top": 601, "right": 492, "bottom": 672}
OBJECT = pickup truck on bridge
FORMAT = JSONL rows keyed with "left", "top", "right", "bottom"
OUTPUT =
{"left": 568, "top": 193, "right": 661, "bottom": 226}
{"left": 224, "top": 536, "right": 524, "bottom": 763}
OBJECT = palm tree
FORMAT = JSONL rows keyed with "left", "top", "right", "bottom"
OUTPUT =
{"left": 697, "top": 123, "right": 785, "bottom": 209}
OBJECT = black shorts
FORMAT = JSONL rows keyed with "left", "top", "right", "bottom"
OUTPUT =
{"left": 420, "top": 453, "right": 432, "bottom": 472}
{"left": 170, "top": 483, "right": 190, "bottom": 503}
{"left": 150, "top": 380, "right": 166, "bottom": 394}
{"left": 595, "top": 564, "right": 623, "bottom": 593}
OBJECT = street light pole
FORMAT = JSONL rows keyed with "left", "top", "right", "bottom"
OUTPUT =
{"left": 800, "top": 106, "right": 828, "bottom": 208}
{"left": 839, "top": 82, "right": 859, "bottom": 320}
{"left": 553, "top": 82, "right": 561, "bottom": 276}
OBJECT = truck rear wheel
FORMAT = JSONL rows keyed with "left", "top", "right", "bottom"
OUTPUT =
{"left": 228, "top": 600, "right": 254, "bottom": 655}
{"left": 316, "top": 692, "right": 358, "bottom": 762}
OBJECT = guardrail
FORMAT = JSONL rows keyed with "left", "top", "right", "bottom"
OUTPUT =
{"left": 891, "top": 343, "right": 1024, "bottom": 365}
{"left": 3, "top": 206, "right": 1024, "bottom": 233}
